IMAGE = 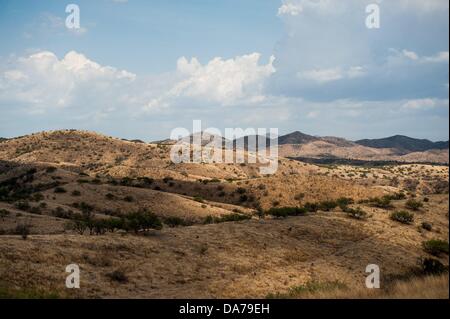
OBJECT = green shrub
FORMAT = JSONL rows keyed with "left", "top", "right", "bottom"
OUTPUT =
{"left": 390, "top": 211, "right": 414, "bottom": 224}
{"left": 423, "top": 239, "right": 449, "bottom": 257}
{"left": 267, "top": 207, "right": 307, "bottom": 218}
{"left": 318, "top": 200, "right": 338, "bottom": 212}
{"left": 344, "top": 207, "right": 368, "bottom": 220}
{"left": 405, "top": 199, "right": 423, "bottom": 211}
{"left": 369, "top": 196, "right": 393, "bottom": 209}
{"left": 336, "top": 197, "right": 354, "bottom": 209}
{"left": 303, "top": 202, "right": 319, "bottom": 213}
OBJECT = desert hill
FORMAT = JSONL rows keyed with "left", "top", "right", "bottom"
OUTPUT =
{"left": 0, "top": 129, "right": 448, "bottom": 298}
{"left": 356, "top": 135, "right": 449, "bottom": 152}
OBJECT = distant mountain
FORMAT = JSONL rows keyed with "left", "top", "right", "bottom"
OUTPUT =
{"left": 355, "top": 135, "right": 449, "bottom": 152}
{"left": 0, "top": 138, "right": 7, "bottom": 143}
{"left": 278, "top": 131, "right": 319, "bottom": 145}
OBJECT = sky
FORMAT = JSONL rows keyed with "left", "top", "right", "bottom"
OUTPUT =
{"left": 0, "top": 0, "right": 448, "bottom": 141}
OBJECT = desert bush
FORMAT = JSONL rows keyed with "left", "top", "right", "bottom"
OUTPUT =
{"left": 369, "top": 196, "right": 393, "bottom": 209}
{"left": 239, "top": 194, "right": 249, "bottom": 202}
{"left": 106, "top": 270, "right": 128, "bottom": 283}
{"left": 421, "top": 222, "right": 433, "bottom": 231}
{"left": 30, "top": 193, "right": 44, "bottom": 202}
{"left": 29, "top": 206, "right": 41, "bottom": 215}
{"left": 105, "top": 193, "right": 116, "bottom": 200}
{"left": 236, "top": 187, "right": 247, "bottom": 194}
{"left": 336, "top": 197, "right": 354, "bottom": 209}
{"left": 71, "top": 190, "right": 81, "bottom": 197}
{"left": 203, "top": 213, "right": 251, "bottom": 224}
{"left": 318, "top": 200, "right": 338, "bottom": 212}
{"left": 15, "top": 224, "right": 30, "bottom": 240}
{"left": 14, "top": 200, "right": 30, "bottom": 211}
{"left": 123, "top": 195, "right": 134, "bottom": 202}
{"left": 344, "top": 207, "right": 368, "bottom": 220}
{"left": 390, "top": 211, "right": 414, "bottom": 224}
{"left": 54, "top": 187, "right": 67, "bottom": 194}
{"left": 420, "top": 257, "right": 448, "bottom": 275}
{"left": 384, "top": 192, "right": 406, "bottom": 201}
{"left": 422, "top": 239, "right": 449, "bottom": 257}
{"left": 163, "top": 216, "right": 193, "bottom": 227}
{"left": 267, "top": 207, "right": 307, "bottom": 218}
{"left": 193, "top": 196, "right": 204, "bottom": 203}
{"left": 405, "top": 199, "right": 423, "bottom": 211}
{"left": 0, "top": 209, "right": 10, "bottom": 220}
{"left": 45, "top": 167, "right": 57, "bottom": 173}
{"left": 163, "top": 176, "right": 174, "bottom": 184}
{"left": 303, "top": 202, "right": 319, "bottom": 213}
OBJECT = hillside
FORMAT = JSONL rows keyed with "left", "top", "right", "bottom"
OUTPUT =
{"left": 356, "top": 135, "right": 449, "bottom": 153}
{"left": 0, "top": 130, "right": 448, "bottom": 298}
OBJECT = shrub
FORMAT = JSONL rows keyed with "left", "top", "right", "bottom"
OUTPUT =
{"left": 390, "top": 211, "right": 414, "bottom": 224}
{"left": 420, "top": 258, "right": 448, "bottom": 275}
{"left": 54, "top": 187, "right": 67, "bottom": 194}
{"left": 203, "top": 213, "right": 251, "bottom": 224}
{"left": 105, "top": 193, "right": 116, "bottom": 200}
{"left": 163, "top": 217, "right": 193, "bottom": 227}
{"left": 236, "top": 187, "right": 246, "bottom": 194}
{"left": 163, "top": 176, "right": 174, "bottom": 184}
{"left": 45, "top": 167, "right": 57, "bottom": 173}
{"left": 29, "top": 206, "right": 41, "bottom": 215}
{"left": 344, "top": 207, "right": 368, "bottom": 220}
{"left": 71, "top": 190, "right": 81, "bottom": 196}
{"left": 423, "top": 197, "right": 430, "bottom": 203}
{"left": 30, "top": 193, "right": 44, "bottom": 202}
{"left": 422, "top": 239, "right": 449, "bottom": 257}
{"left": 318, "top": 200, "right": 338, "bottom": 212}
{"left": 336, "top": 197, "right": 354, "bottom": 209}
{"left": 193, "top": 196, "right": 204, "bottom": 203}
{"left": 267, "top": 206, "right": 307, "bottom": 218}
{"left": 405, "top": 199, "right": 423, "bottom": 211}
{"left": 14, "top": 200, "right": 30, "bottom": 211}
{"left": 303, "top": 202, "right": 319, "bottom": 213}
{"left": 239, "top": 194, "right": 249, "bottom": 202}
{"left": 0, "top": 209, "right": 10, "bottom": 220}
{"left": 123, "top": 195, "right": 134, "bottom": 202}
{"left": 15, "top": 224, "right": 30, "bottom": 240}
{"left": 421, "top": 222, "right": 432, "bottom": 231}
{"left": 106, "top": 270, "right": 128, "bottom": 283}
{"left": 369, "top": 196, "right": 393, "bottom": 209}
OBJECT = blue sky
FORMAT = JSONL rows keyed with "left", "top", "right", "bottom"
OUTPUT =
{"left": 0, "top": 0, "right": 448, "bottom": 141}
